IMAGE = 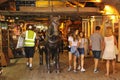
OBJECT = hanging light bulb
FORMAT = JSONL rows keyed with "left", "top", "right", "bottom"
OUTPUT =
{"left": 95, "top": 0, "right": 101, "bottom": 2}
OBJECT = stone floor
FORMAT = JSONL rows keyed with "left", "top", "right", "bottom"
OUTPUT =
{"left": 0, "top": 51, "right": 120, "bottom": 80}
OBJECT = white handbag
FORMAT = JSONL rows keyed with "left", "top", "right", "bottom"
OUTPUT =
{"left": 16, "top": 36, "right": 24, "bottom": 49}
{"left": 114, "top": 45, "right": 119, "bottom": 55}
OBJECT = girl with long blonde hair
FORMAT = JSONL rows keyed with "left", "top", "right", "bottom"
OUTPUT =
{"left": 102, "top": 27, "right": 117, "bottom": 76}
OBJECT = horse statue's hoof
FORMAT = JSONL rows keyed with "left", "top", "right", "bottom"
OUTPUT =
{"left": 56, "top": 70, "right": 60, "bottom": 74}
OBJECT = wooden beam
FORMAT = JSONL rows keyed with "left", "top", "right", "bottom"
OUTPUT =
{"left": 68, "top": 0, "right": 118, "bottom": 3}
{"left": 0, "top": 0, "right": 7, "bottom": 4}
{"left": 19, "top": 6, "right": 100, "bottom": 13}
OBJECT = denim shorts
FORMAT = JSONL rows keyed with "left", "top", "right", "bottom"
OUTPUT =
{"left": 78, "top": 48, "right": 84, "bottom": 55}
{"left": 92, "top": 51, "right": 101, "bottom": 59}
{"left": 70, "top": 46, "right": 79, "bottom": 57}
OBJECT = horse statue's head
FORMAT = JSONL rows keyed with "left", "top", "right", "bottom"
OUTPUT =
{"left": 47, "top": 16, "right": 61, "bottom": 44}
{"left": 48, "top": 16, "right": 60, "bottom": 36}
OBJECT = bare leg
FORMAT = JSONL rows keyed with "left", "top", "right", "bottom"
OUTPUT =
{"left": 105, "top": 60, "right": 110, "bottom": 76}
{"left": 29, "top": 58, "right": 33, "bottom": 67}
{"left": 81, "top": 54, "right": 85, "bottom": 69}
{"left": 73, "top": 55, "right": 77, "bottom": 71}
{"left": 112, "top": 60, "right": 116, "bottom": 74}
{"left": 26, "top": 58, "right": 29, "bottom": 66}
{"left": 77, "top": 57, "right": 80, "bottom": 70}
{"left": 67, "top": 52, "right": 73, "bottom": 71}
{"left": 68, "top": 52, "right": 72, "bottom": 67}
{"left": 94, "top": 58, "right": 99, "bottom": 70}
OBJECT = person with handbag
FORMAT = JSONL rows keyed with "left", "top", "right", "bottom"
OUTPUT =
{"left": 102, "top": 27, "right": 117, "bottom": 76}
{"left": 22, "top": 24, "right": 37, "bottom": 70}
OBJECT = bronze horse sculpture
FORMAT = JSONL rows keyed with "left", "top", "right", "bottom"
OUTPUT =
{"left": 45, "top": 16, "right": 61, "bottom": 73}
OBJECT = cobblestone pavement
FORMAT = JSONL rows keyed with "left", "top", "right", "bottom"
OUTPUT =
{"left": 0, "top": 51, "right": 120, "bottom": 80}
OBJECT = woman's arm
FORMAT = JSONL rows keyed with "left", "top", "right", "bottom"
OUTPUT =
{"left": 114, "top": 36, "right": 118, "bottom": 47}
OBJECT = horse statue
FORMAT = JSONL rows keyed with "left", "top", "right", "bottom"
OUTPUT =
{"left": 45, "top": 16, "right": 61, "bottom": 73}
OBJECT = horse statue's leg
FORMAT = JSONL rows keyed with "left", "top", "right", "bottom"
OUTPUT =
{"left": 39, "top": 47, "right": 43, "bottom": 65}
{"left": 55, "top": 48, "right": 60, "bottom": 73}
{"left": 46, "top": 47, "right": 51, "bottom": 73}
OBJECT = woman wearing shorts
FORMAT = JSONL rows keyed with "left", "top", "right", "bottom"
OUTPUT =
{"left": 77, "top": 32, "right": 86, "bottom": 72}
{"left": 67, "top": 30, "right": 79, "bottom": 73}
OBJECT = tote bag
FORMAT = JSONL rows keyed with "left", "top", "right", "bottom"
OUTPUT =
{"left": 114, "top": 45, "right": 119, "bottom": 55}
{"left": 16, "top": 36, "right": 24, "bottom": 49}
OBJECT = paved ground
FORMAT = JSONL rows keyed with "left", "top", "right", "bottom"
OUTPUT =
{"left": 0, "top": 51, "right": 120, "bottom": 80}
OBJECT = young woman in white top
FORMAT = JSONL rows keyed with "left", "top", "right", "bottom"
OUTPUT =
{"left": 77, "top": 32, "right": 86, "bottom": 72}
{"left": 68, "top": 30, "right": 79, "bottom": 72}
{"left": 102, "top": 27, "right": 117, "bottom": 76}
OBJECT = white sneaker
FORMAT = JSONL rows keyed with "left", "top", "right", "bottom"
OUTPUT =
{"left": 26, "top": 62, "right": 29, "bottom": 67}
{"left": 67, "top": 66, "right": 72, "bottom": 71}
{"left": 94, "top": 69, "right": 99, "bottom": 73}
{"left": 81, "top": 68, "right": 86, "bottom": 72}
{"left": 73, "top": 70, "right": 77, "bottom": 73}
{"left": 77, "top": 65, "right": 81, "bottom": 70}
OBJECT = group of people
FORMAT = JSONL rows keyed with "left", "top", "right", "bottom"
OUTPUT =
{"left": 18, "top": 23, "right": 118, "bottom": 77}
{"left": 67, "top": 26, "right": 118, "bottom": 76}
{"left": 67, "top": 30, "right": 87, "bottom": 73}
